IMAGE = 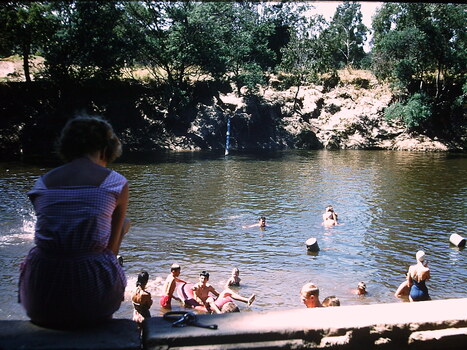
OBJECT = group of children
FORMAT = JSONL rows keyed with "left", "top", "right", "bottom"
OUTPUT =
{"left": 300, "top": 281, "right": 367, "bottom": 309}
{"left": 131, "top": 264, "right": 255, "bottom": 326}
{"left": 311, "top": 207, "right": 431, "bottom": 306}
{"left": 131, "top": 207, "right": 430, "bottom": 325}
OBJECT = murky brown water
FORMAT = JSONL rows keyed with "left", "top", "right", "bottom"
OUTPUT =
{"left": 1, "top": 150, "right": 466, "bottom": 320}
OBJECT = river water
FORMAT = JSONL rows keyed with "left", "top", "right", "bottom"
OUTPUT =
{"left": 1, "top": 150, "right": 466, "bottom": 320}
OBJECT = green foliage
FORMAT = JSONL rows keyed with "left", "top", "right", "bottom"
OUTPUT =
{"left": 261, "top": 2, "right": 315, "bottom": 68}
{"left": 384, "top": 93, "right": 433, "bottom": 130}
{"left": 235, "top": 63, "right": 265, "bottom": 96}
{"left": 372, "top": 26, "right": 429, "bottom": 90}
{"left": 372, "top": 3, "right": 466, "bottom": 93}
{"left": 1, "top": 1, "right": 464, "bottom": 141}
{"left": 0, "top": 2, "right": 57, "bottom": 81}
{"left": 279, "top": 15, "right": 334, "bottom": 83}
{"left": 326, "top": 1, "right": 368, "bottom": 68}
{"left": 123, "top": 1, "right": 276, "bottom": 107}
{"left": 373, "top": 3, "right": 465, "bottom": 135}
{"left": 454, "top": 81, "right": 467, "bottom": 109}
{"left": 279, "top": 13, "right": 335, "bottom": 111}
{"left": 41, "top": 1, "right": 132, "bottom": 81}
{"left": 350, "top": 77, "right": 370, "bottom": 89}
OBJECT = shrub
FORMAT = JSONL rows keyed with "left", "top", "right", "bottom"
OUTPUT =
{"left": 384, "top": 93, "right": 432, "bottom": 130}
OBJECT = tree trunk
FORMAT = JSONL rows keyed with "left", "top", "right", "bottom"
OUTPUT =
{"left": 293, "top": 82, "right": 301, "bottom": 113}
{"left": 435, "top": 61, "right": 441, "bottom": 98}
{"left": 22, "top": 49, "right": 31, "bottom": 83}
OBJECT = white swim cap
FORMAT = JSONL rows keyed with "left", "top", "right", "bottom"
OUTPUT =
{"left": 416, "top": 250, "right": 425, "bottom": 262}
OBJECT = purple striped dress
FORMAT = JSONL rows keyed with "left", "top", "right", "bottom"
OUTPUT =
{"left": 19, "top": 170, "right": 127, "bottom": 327}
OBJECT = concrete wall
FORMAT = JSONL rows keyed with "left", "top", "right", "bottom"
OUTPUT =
{"left": 2, "top": 298, "right": 467, "bottom": 350}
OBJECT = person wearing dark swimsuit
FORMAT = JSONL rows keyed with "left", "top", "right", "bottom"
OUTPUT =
{"left": 410, "top": 278, "right": 430, "bottom": 301}
{"left": 408, "top": 250, "right": 431, "bottom": 302}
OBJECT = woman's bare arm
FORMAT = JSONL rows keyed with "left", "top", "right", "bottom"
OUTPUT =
{"left": 108, "top": 183, "right": 129, "bottom": 255}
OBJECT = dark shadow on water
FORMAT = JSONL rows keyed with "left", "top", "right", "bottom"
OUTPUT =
{"left": 306, "top": 250, "right": 320, "bottom": 257}
{"left": 118, "top": 150, "right": 299, "bottom": 165}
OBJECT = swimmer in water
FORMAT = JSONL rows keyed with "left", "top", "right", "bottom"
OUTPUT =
{"left": 322, "top": 205, "right": 338, "bottom": 226}
{"left": 322, "top": 295, "right": 340, "bottom": 307}
{"left": 352, "top": 281, "right": 367, "bottom": 295}
{"left": 226, "top": 267, "right": 241, "bottom": 287}
{"left": 300, "top": 282, "right": 323, "bottom": 308}
{"left": 243, "top": 216, "right": 266, "bottom": 229}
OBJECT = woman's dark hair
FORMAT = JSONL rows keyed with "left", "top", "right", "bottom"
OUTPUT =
{"left": 136, "top": 271, "right": 149, "bottom": 287}
{"left": 56, "top": 115, "right": 122, "bottom": 163}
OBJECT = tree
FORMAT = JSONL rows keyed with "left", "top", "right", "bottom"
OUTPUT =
{"left": 372, "top": 3, "right": 466, "bottom": 133}
{"left": 0, "top": 1, "right": 56, "bottom": 82}
{"left": 325, "top": 1, "right": 367, "bottom": 69}
{"left": 216, "top": 2, "right": 275, "bottom": 95}
{"left": 372, "top": 3, "right": 466, "bottom": 95}
{"left": 125, "top": 1, "right": 277, "bottom": 100}
{"left": 279, "top": 15, "right": 334, "bottom": 112}
{"left": 260, "top": 2, "right": 315, "bottom": 73}
{"left": 41, "top": 1, "right": 132, "bottom": 81}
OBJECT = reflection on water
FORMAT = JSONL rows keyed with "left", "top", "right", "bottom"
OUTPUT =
{"left": 1, "top": 150, "right": 466, "bottom": 320}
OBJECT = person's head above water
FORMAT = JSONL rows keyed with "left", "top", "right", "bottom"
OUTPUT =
{"left": 416, "top": 250, "right": 428, "bottom": 266}
{"left": 322, "top": 296, "right": 340, "bottom": 307}
{"left": 136, "top": 271, "right": 149, "bottom": 288}
{"left": 258, "top": 216, "right": 266, "bottom": 227}
{"left": 199, "top": 270, "right": 210, "bottom": 282}
{"left": 300, "top": 282, "right": 321, "bottom": 308}
{"left": 171, "top": 263, "right": 181, "bottom": 272}
{"left": 357, "top": 281, "right": 367, "bottom": 294}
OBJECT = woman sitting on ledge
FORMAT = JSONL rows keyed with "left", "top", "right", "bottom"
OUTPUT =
{"left": 19, "top": 115, "right": 129, "bottom": 328}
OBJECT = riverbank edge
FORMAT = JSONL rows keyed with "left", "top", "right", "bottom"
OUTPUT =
{"left": 1, "top": 70, "right": 465, "bottom": 162}
{"left": 1, "top": 298, "right": 466, "bottom": 349}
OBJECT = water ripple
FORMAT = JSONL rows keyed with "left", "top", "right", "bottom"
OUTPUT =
{"left": 1, "top": 151, "right": 466, "bottom": 320}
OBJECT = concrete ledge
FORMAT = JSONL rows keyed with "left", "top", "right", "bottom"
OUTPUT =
{"left": 1, "top": 299, "right": 466, "bottom": 349}
{"left": 144, "top": 298, "right": 467, "bottom": 349}
{"left": 0, "top": 319, "right": 141, "bottom": 350}
{"left": 408, "top": 327, "right": 467, "bottom": 349}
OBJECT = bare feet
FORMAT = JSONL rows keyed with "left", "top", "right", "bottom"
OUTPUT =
{"left": 247, "top": 294, "right": 256, "bottom": 307}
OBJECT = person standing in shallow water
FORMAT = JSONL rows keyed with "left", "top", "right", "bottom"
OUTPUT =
{"left": 132, "top": 271, "right": 152, "bottom": 326}
{"left": 408, "top": 250, "right": 431, "bottom": 302}
{"left": 160, "top": 263, "right": 187, "bottom": 309}
{"left": 19, "top": 115, "right": 129, "bottom": 328}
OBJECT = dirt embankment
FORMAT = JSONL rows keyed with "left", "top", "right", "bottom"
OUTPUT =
{"left": 0, "top": 57, "right": 463, "bottom": 154}
{"left": 201, "top": 69, "right": 458, "bottom": 152}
